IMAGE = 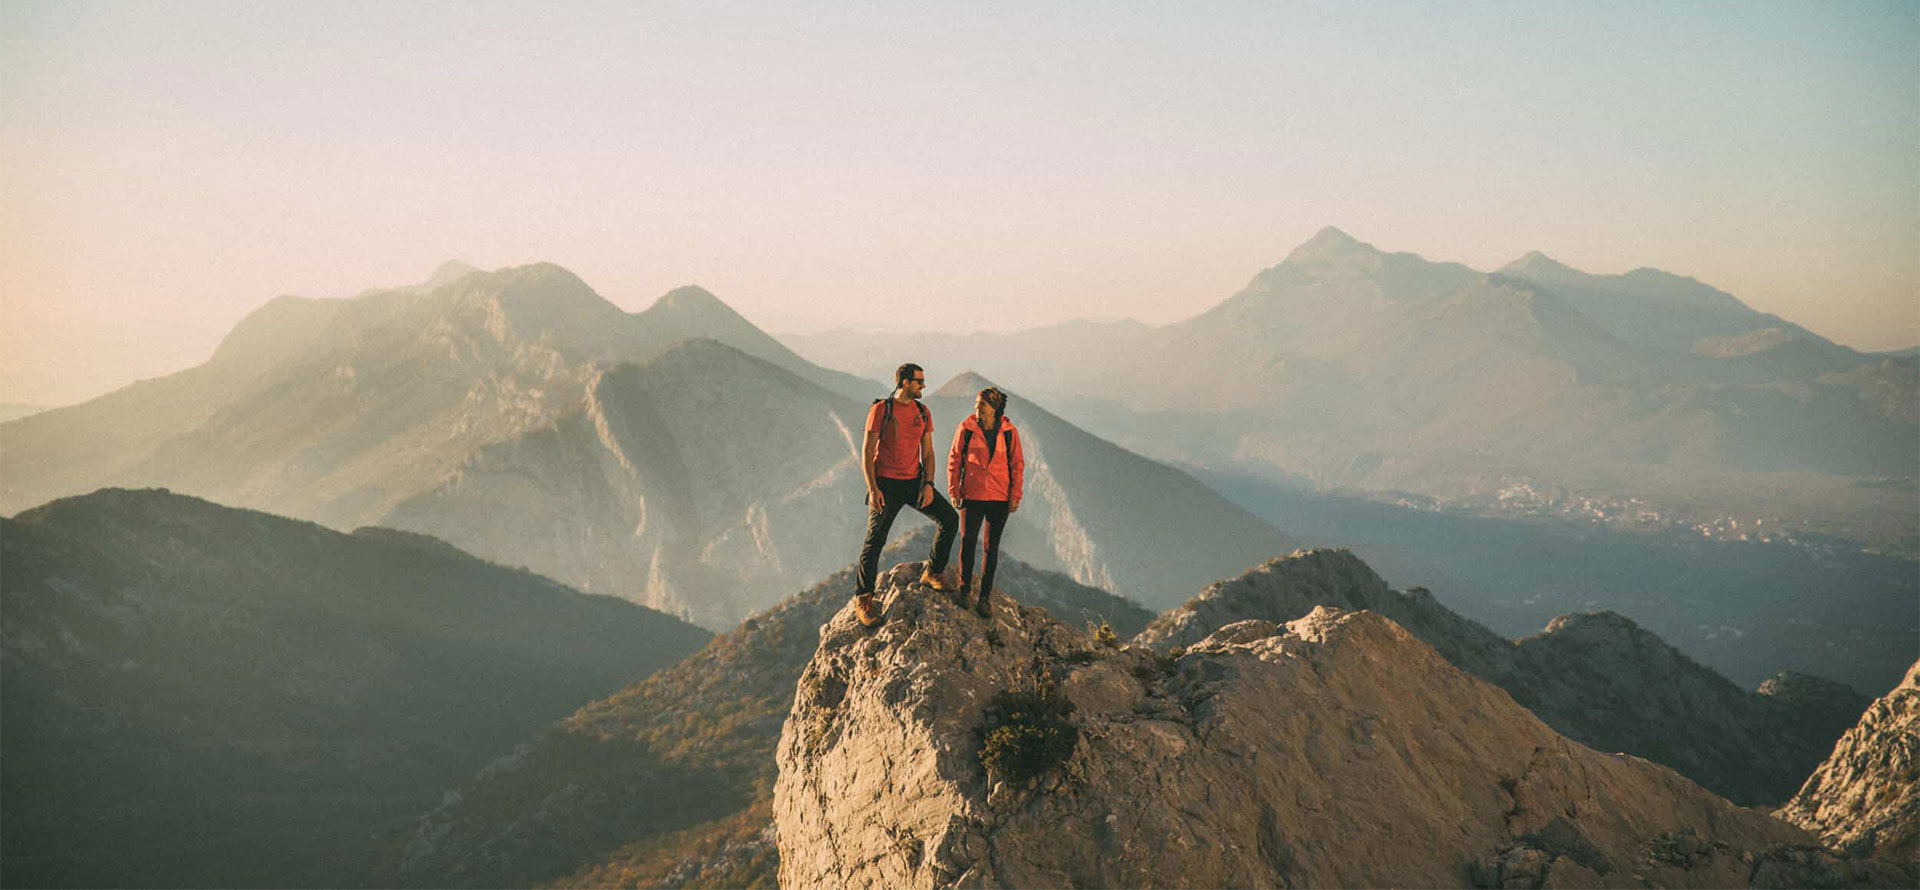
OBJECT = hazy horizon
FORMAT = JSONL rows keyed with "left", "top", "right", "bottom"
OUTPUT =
{"left": 4, "top": 1, "right": 1916, "bottom": 407}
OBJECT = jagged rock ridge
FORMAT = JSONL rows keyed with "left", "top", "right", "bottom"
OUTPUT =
{"left": 1134, "top": 547, "right": 1868, "bottom": 806}
{"left": 1778, "top": 659, "right": 1920, "bottom": 861}
{"left": 773, "top": 569, "right": 1828, "bottom": 888}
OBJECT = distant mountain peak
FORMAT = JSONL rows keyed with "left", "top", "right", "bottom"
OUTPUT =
{"left": 647, "top": 285, "right": 752, "bottom": 325}
{"left": 660, "top": 284, "right": 723, "bottom": 307}
{"left": 932, "top": 371, "right": 1002, "bottom": 398}
{"left": 425, "top": 260, "right": 481, "bottom": 288}
{"left": 1502, "top": 251, "right": 1579, "bottom": 277}
{"left": 1283, "top": 225, "right": 1376, "bottom": 265}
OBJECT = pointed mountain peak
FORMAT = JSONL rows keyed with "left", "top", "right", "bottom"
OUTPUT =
{"left": 655, "top": 284, "right": 736, "bottom": 314}
{"left": 1309, "top": 225, "right": 1361, "bottom": 246}
{"left": 1500, "top": 251, "right": 1580, "bottom": 277}
{"left": 661, "top": 283, "right": 719, "bottom": 303}
{"left": 424, "top": 260, "right": 482, "bottom": 288}
{"left": 1281, "top": 226, "right": 1381, "bottom": 265}
{"left": 932, "top": 371, "right": 1003, "bottom": 399}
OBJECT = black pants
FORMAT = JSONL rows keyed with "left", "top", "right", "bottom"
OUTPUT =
{"left": 959, "top": 499, "right": 1010, "bottom": 596}
{"left": 856, "top": 476, "right": 958, "bottom": 595}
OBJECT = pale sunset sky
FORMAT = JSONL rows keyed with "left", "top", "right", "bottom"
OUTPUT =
{"left": 3, "top": 0, "right": 1915, "bottom": 406}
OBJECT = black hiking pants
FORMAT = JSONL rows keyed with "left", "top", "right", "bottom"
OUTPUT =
{"left": 959, "top": 499, "right": 1010, "bottom": 597}
{"left": 856, "top": 475, "right": 958, "bottom": 595}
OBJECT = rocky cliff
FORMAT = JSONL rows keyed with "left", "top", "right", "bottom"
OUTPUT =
{"left": 1778, "top": 659, "right": 1920, "bottom": 861}
{"left": 1134, "top": 547, "right": 1866, "bottom": 806}
{"left": 774, "top": 568, "right": 1847, "bottom": 889}
{"left": 387, "top": 533, "right": 1150, "bottom": 888}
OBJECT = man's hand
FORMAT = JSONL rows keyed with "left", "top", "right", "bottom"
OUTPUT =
{"left": 918, "top": 481, "right": 935, "bottom": 508}
{"left": 1009, "top": 498, "right": 1021, "bottom": 514}
{"left": 867, "top": 484, "right": 884, "bottom": 510}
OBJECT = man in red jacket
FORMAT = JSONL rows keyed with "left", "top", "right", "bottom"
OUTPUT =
{"left": 853, "top": 363, "right": 958, "bottom": 626}
{"left": 947, "top": 386, "right": 1024, "bottom": 617}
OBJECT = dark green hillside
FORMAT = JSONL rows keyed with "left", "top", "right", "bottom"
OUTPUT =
{"left": 0, "top": 488, "right": 709, "bottom": 888}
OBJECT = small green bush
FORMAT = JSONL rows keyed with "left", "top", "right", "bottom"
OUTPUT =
{"left": 978, "top": 676, "right": 1076, "bottom": 785}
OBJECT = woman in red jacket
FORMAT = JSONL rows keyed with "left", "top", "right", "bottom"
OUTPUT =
{"left": 947, "top": 386, "right": 1024, "bottom": 617}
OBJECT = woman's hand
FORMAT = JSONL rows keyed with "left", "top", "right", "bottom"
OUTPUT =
{"left": 918, "top": 480, "right": 935, "bottom": 508}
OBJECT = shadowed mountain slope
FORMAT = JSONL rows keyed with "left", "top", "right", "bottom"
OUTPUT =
{"left": 0, "top": 488, "right": 708, "bottom": 888}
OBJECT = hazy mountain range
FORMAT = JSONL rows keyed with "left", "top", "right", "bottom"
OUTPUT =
{"left": 2, "top": 232, "right": 1911, "bottom": 886}
{"left": 791, "top": 227, "right": 1918, "bottom": 556}
{"left": 1, "top": 488, "right": 709, "bottom": 888}
{"left": 0, "top": 262, "right": 1293, "bottom": 628}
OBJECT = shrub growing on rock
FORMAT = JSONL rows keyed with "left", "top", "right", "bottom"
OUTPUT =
{"left": 978, "top": 676, "right": 1077, "bottom": 786}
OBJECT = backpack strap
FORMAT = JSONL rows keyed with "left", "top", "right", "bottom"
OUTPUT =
{"left": 873, "top": 396, "right": 895, "bottom": 443}
{"left": 956, "top": 426, "right": 974, "bottom": 498}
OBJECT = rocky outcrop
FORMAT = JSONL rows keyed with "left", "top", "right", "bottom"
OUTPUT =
{"left": 774, "top": 567, "right": 1817, "bottom": 889}
{"left": 1135, "top": 547, "right": 1862, "bottom": 806}
{"left": 386, "top": 533, "right": 1148, "bottom": 888}
{"left": 1778, "top": 659, "right": 1920, "bottom": 861}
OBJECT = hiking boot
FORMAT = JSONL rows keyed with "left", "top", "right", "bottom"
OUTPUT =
{"left": 918, "top": 565, "right": 954, "bottom": 591}
{"left": 954, "top": 584, "right": 972, "bottom": 608}
{"left": 973, "top": 589, "right": 992, "bottom": 618}
{"left": 854, "top": 592, "right": 882, "bottom": 628}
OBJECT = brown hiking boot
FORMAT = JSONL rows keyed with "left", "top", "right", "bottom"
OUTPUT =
{"left": 918, "top": 565, "right": 954, "bottom": 591}
{"left": 854, "top": 592, "right": 882, "bottom": 628}
{"left": 973, "top": 589, "right": 992, "bottom": 618}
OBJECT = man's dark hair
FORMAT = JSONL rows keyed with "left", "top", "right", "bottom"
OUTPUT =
{"left": 896, "top": 363, "right": 924, "bottom": 386}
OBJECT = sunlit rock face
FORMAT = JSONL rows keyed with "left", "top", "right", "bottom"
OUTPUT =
{"left": 773, "top": 562, "right": 1814, "bottom": 890}
{"left": 1778, "top": 660, "right": 1920, "bottom": 862}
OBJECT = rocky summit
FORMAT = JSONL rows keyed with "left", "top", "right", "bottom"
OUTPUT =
{"left": 773, "top": 564, "right": 1828, "bottom": 889}
{"left": 1778, "top": 659, "right": 1920, "bottom": 861}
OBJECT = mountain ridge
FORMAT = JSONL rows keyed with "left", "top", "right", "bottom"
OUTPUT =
{"left": 1, "top": 486, "right": 709, "bottom": 888}
{"left": 1132, "top": 546, "right": 1867, "bottom": 805}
